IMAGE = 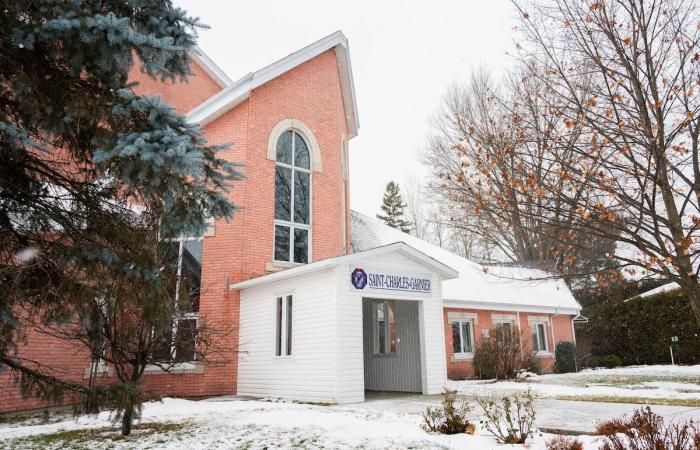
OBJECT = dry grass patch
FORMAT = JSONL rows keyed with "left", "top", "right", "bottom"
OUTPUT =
{"left": 554, "top": 395, "right": 700, "bottom": 407}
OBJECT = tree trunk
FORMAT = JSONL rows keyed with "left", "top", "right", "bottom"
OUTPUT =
{"left": 680, "top": 282, "right": 700, "bottom": 329}
{"left": 121, "top": 401, "right": 134, "bottom": 436}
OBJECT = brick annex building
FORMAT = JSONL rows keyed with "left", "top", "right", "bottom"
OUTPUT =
{"left": 1, "top": 32, "right": 581, "bottom": 412}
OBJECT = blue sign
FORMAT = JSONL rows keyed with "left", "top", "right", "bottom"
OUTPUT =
{"left": 350, "top": 266, "right": 431, "bottom": 294}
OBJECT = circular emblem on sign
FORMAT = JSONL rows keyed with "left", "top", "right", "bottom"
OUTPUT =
{"left": 351, "top": 268, "right": 367, "bottom": 289}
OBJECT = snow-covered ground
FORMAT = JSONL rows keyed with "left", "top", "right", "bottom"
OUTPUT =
{"left": 0, "top": 396, "right": 601, "bottom": 450}
{"left": 2, "top": 365, "right": 698, "bottom": 449}
{"left": 448, "top": 364, "right": 700, "bottom": 403}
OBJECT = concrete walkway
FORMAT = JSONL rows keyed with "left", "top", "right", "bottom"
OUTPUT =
{"left": 354, "top": 392, "right": 700, "bottom": 433}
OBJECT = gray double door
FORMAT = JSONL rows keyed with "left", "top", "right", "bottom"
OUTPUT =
{"left": 362, "top": 299, "right": 422, "bottom": 393}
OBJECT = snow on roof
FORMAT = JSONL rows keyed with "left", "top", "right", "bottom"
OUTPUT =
{"left": 637, "top": 282, "right": 681, "bottom": 299}
{"left": 350, "top": 211, "right": 581, "bottom": 313}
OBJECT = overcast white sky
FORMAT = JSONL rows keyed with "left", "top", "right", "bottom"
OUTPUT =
{"left": 176, "top": 0, "right": 517, "bottom": 217}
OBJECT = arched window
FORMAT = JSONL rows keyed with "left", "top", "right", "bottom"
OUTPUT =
{"left": 274, "top": 130, "right": 311, "bottom": 264}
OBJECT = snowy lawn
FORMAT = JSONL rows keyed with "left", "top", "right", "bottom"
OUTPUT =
{"left": 0, "top": 396, "right": 602, "bottom": 450}
{"left": 448, "top": 364, "right": 700, "bottom": 407}
{"left": 2, "top": 366, "right": 699, "bottom": 449}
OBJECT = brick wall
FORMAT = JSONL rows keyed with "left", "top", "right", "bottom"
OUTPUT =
{"left": 1, "top": 50, "right": 351, "bottom": 413}
{"left": 443, "top": 307, "right": 576, "bottom": 380}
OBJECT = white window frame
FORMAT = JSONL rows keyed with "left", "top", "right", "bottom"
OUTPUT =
{"left": 274, "top": 294, "right": 294, "bottom": 358}
{"left": 273, "top": 131, "right": 312, "bottom": 265}
{"left": 451, "top": 319, "right": 475, "bottom": 360}
{"left": 528, "top": 316, "right": 552, "bottom": 356}
{"left": 153, "top": 235, "right": 203, "bottom": 366}
{"left": 533, "top": 322, "right": 548, "bottom": 352}
{"left": 372, "top": 300, "right": 396, "bottom": 356}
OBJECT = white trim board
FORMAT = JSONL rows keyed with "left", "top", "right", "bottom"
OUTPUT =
{"left": 189, "top": 46, "right": 233, "bottom": 88}
{"left": 443, "top": 300, "right": 579, "bottom": 316}
{"left": 231, "top": 242, "right": 458, "bottom": 290}
{"left": 186, "top": 31, "right": 359, "bottom": 138}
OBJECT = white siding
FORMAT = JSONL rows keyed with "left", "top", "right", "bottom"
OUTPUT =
{"left": 335, "top": 252, "right": 447, "bottom": 400}
{"left": 237, "top": 249, "right": 449, "bottom": 404}
{"left": 237, "top": 268, "right": 338, "bottom": 403}
{"left": 334, "top": 266, "right": 365, "bottom": 403}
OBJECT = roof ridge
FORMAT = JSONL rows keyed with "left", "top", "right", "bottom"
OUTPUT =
{"left": 186, "top": 31, "right": 358, "bottom": 136}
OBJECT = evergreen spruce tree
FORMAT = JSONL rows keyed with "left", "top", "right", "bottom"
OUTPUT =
{"left": 0, "top": 1, "right": 243, "bottom": 434}
{"left": 377, "top": 181, "right": 412, "bottom": 233}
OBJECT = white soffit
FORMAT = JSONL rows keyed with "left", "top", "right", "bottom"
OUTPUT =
{"left": 189, "top": 46, "right": 233, "bottom": 88}
{"left": 186, "top": 31, "right": 359, "bottom": 138}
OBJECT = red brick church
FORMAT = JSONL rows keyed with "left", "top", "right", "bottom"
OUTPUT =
{"left": 2, "top": 31, "right": 580, "bottom": 413}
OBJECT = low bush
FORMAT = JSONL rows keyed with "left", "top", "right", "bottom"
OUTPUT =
{"left": 590, "top": 354, "right": 622, "bottom": 368}
{"left": 522, "top": 351, "right": 542, "bottom": 375}
{"left": 554, "top": 341, "right": 577, "bottom": 373}
{"left": 422, "top": 389, "right": 474, "bottom": 434}
{"left": 596, "top": 406, "right": 700, "bottom": 450}
{"left": 477, "top": 389, "right": 537, "bottom": 444}
{"left": 545, "top": 435, "right": 584, "bottom": 450}
{"left": 473, "top": 326, "right": 526, "bottom": 380}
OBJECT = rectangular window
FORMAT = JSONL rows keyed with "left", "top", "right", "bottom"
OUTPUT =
{"left": 275, "top": 166, "right": 292, "bottom": 221}
{"left": 496, "top": 321, "right": 513, "bottom": 342}
{"left": 274, "top": 225, "right": 290, "bottom": 262}
{"left": 373, "top": 300, "right": 396, "bottom": 355}
{"left": 293, "top": 228, "right": 308, "bottom": 264}
{"left": 452, "top": 320, "right": 474, "bottom": 354}
{"left": 153, "top": 236, "right": 203, "bottom": 363}
{"left": 275, "top": 295, "right": 293, "bottom": 356}
{"left": 532, "top": 323, "right": 548, "bottom": 352}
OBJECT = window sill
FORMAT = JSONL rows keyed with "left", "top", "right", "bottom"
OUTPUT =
{"left": 452, "top": 353, "right": 474, "bottom": 361}
{"left": 83, "top": 364, "right": 111, "bottom": 379}
{"left": 535, "top": 351, "right": 553, "bottom": 358}
{"left": 144, "top": 362, "right": 204, "bottom": 374}
{"left": 266, "top": 261, "right": 304, "bottom": 272}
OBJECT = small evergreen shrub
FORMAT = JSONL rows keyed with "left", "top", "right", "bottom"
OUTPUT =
{"left": 545, "top": 435, "right": 584, "bottom": 450}
{"left": 590, "top": 354, "right": 622, "bottom": 368}
{"left": 554, "top": 341, "right": 577, "bottom": 373}
{"left": 596, "top": 406, "right": 700, "bottom": 450}
{"left": 422, "top": 389, "right": 474, "bottom": 434}
{"left": 477, "top": 389, "right": 537, "bottom": 444}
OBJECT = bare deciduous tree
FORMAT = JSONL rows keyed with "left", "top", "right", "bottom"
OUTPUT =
{"left": 425, "top": 66, "right": 617, "bottom": 284}
{"left": 511, "top": 0, "right": 700, "bottom": 324}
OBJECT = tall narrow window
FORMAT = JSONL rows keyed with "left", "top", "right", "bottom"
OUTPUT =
{"left": 373, "top": 300, "right": 396, "bottom": 355}
{"left": 452, "top": 320, "right": 474, "bottom": 354}
{"left": 532, "top": 322, "right": 548, "bottom": 352}
{"left": 153, "top": 236, "right": 202, "bottom": 363}
{"left": 275, "top": 294, "right": 293, "bottom": 356}
{"left": 274, "top": 131, "right": 311, "bottom": 264}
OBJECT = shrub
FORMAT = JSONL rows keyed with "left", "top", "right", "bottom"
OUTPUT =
{"left": 590, "top": 354, "right": 622, "bottom": 368}
{"left": 522, "top": 352, "right": 542, "bottom": 375}
{"left": 545, "top": 435, "right": 584, "bottom": 450}
{"left": 596, "top": 406, "right": 700, "bottom": 450}
{"left": 554, "top": 341, "right": 577, "bottom": 373}
{"left": 577, "top": 280, "right": 700, "bottom": 366}
{"left": 473, "top": 326, "right": 527, "bottom": 380}
{"left": 422, "top": 389, "right": 474, "bottom": 434}
{"left": 477, "top": 389, "right": 537, "bottom": 444}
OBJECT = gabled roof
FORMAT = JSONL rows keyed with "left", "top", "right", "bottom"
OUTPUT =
{"left": 187, "top": 31, "right": 359, "bottom": 138}
{"left": 230, "top": 242, "right": 458, "bottom": 290}
{"left": 351, "top": 211, "right": 582, "bottom": 314}
{"left": 189, "top": 46, "right": 233, "bottom": 88}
